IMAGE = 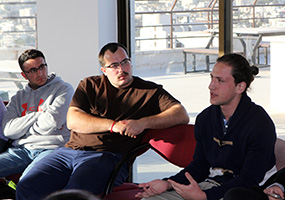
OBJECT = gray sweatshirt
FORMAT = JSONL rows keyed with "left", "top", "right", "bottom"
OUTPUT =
{"left": 2, "top": 73, "right": 74, "bottom": 150}
{"left": 0, "top": 97, "right": 7, "bottom": 141}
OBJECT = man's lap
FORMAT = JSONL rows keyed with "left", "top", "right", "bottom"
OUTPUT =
{"left": 16, "top": 147, "right": 129, "bottom": 199}
{"left": 0, "top": 147, "right": 53, "bottom": 177}
{"left": 141, "top": 180, "right": 220, "bottom": 200}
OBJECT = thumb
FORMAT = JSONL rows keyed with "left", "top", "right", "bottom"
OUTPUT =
{"left": 119, "top": 120, "right": 127, "bottom": 124}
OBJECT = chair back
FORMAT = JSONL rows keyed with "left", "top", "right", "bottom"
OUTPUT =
{"left": 275, "top": 138, "right": 285, "bottom": 171}
{"left": 142, "top": 124, "right": 196, "bottom": 168}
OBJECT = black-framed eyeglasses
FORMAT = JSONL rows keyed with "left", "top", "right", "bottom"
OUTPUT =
{"left": 104, "top": 58, "right": 131, "bottom": 69}
{"left": 23, "top": 63, "right": 48, "bottom": 74}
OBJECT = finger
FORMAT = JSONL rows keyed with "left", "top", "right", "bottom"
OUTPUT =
{"left": 168, "top": 179, "right": 182, "bottom": 190}
{"left": 138, "top": 183, "right": 149, "bottom": 188}
{"left": 274, "top": 190, "right": 284, "bottom": 199}
{"left": 125, "top": 130, "right": 136, "bottom": 138}
{"left": 171, "top": 183, "right": 180, "bottom": 193}
{"left": 263, "top": 188, "right": 270, "bottom": 194}
{"left": 185, "top": 172, "right": 195, "bottom": 184}
{"left": 143, "top": 188, "right": 154, "bottom": 197}
{"left": 136, "top": 192, "right": 149, "bottom": 198}
{"left": 123, "top": 130, "right": 128, "bottom": 136}
{"left": 127, "top": 132, "right": 132, "bottom": 137}
{"left": 135, "top": 192, "right": 142, "bottom": 198}
{"left": 120, "top": 120, "right": 127, "bottom": 124}
{"left": 167, "top": 179, "right": 176, "bottom": 186}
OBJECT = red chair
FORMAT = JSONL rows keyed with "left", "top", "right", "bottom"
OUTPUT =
{"left": 103, "top": 124, "right": 196, "bottom": 200}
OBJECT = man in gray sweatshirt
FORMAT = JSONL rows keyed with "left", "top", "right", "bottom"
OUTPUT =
{"left": 0, "top": 49, "right": 74, "bottom": 179}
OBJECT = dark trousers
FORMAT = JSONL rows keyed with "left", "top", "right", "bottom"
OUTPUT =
{"left": 16, "top": 147, "right": 129, "bottom": 200}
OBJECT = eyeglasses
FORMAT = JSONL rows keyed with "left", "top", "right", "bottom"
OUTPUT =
{"left": 104, "top": 58, "right": 131, "bottom": 69}
{"left": 23, "top": 63, "right": 47, "bottom": 74}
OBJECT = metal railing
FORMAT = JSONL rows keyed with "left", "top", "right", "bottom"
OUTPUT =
{"left": 135, "top": 0, "right": 285, "bottom": 50}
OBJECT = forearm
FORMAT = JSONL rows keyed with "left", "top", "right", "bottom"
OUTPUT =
{"left": 31, "top": 86, "right": 74, "bottom": 135}
{"left": 138, "top": 104, "right": 189, "bottom": 130}
{"left": 29, "top": 109, "right": 66, "bottom": 135}
{"left": 263, "top": 168, "right": 285, "bottom": 189}
{"left": 3, "top": 112, "right": 39, "bottom": 139}
{"left": 67, "top": 104, "right": 189, "bottom": 134}
{"left": 67, "top": 107, "right": 114, "bottom": 134}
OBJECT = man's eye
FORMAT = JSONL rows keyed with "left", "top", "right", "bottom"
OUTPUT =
{"left": 30, "top": 69, "right": 37, "bottom": 73}
{"left": 121, "top": 60, "right": 128, "bottom": 65}
{"left": 39, "top": 65, "right": 45, "bottom": 70}
{"left": 111, "top": 64, "right": 119, "bottom": 68}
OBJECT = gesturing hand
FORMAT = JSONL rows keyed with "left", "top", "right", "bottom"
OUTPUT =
{"left": 264, "top": 185, "right": 284, "bottom": 200}
{"left": 168, "top": 172, "right": 207, "bottom": 200}
{"left": 135, "top": 179, "right": 171, "bottom": 198}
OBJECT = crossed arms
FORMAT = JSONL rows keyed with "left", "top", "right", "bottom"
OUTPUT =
{"left": 66, "top": 103, "right": 189, "bottom": 137}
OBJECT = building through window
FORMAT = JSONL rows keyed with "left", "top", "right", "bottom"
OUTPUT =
{"left": 0, "top": 0, "right": 36, "bottom": 100}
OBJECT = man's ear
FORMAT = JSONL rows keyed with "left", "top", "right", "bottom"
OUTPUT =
{"left": 101, "top": 67, "right": 106, "bottom": 75}
{"left": 236, "top": 82, "right": 246, "bottom": 94}
{"left": 21, "top": 72, "right": 28, "bottom": 80}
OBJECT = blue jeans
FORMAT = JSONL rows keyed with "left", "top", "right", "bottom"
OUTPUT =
{"left": 16, "top": 147, "right": 129, "bottom": 200}
{"left": 0, "top": 147, "right": 53, "bottom": 178}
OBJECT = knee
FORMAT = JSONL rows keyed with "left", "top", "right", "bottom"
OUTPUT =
{"left": 16, "top": 179, "right": 28, "bottom": 199}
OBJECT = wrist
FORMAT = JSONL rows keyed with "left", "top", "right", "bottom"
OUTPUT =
{"left": 167, "top": 182, "right": 173, "bottom": 191}
{"left": 138, "top": 117, "right": 149, "bottom": 130}
{"left": 163, "top": 179, "right": 173, "bottom": 191}
{"left": 110, "top": 121, "right": 117, "bottom": 133}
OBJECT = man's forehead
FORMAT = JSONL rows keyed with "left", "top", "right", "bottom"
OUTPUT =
{"left": 23, "top": 57, "right": 45, "bottom": 67}
{"left": 104, "top": 48, "right": 128, "bottom": 62}
{"left": 211, "top": 64, "right": 233, "bottom": 79}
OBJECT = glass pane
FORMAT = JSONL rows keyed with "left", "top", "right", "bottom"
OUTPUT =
{"left": 0, "top": 0, "right": 37, "bottom": 100}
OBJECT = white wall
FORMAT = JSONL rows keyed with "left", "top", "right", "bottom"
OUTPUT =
{"left": 37, "top": 0, "right": 117, "bottom": 88}
{"left": 270, "top": 36, "right": 285, "bottom": 112}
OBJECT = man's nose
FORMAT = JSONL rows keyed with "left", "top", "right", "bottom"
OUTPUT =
{"left": 208, "top": 80, "right": 215, "bottom": 90}
{"left": 117, "top": 64, "right": 125, "bottom": 71}
{"left": 37, "top": 68, "right": 44, "bottom": 75}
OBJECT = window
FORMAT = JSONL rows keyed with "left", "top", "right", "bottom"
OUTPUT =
{"left": 0, "top": 0, "right": 37, "bottom": 100}
{"left": 0, "top": 0, "right": 37, "bottom": 48}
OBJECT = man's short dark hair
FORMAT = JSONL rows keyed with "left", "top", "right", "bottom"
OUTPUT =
{"left": 98, "top": 43, "right": 129, "bottom": 67}
{"left": 18, "top": 49, "right": 45, "bottom": 71}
